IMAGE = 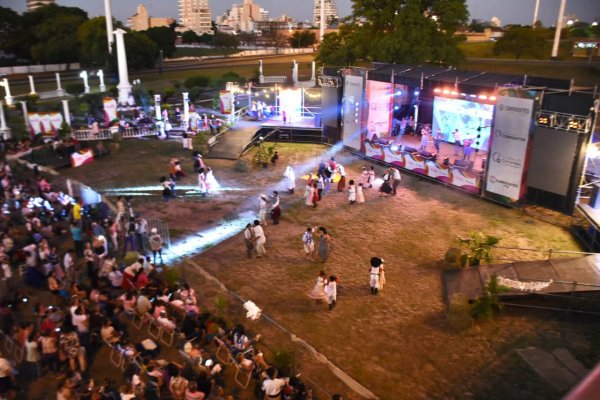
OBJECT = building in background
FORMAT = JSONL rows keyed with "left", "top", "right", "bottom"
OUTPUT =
{"left": 27, "top": 0, "right": 55, "bottom": 11}
{"left": 216, "top": 0, "right": 269, "bottom": 33}
{"left": 313, "top": 0, "right": 338, "bottom": 28}
{"left": 179, "top": 0, "right": 213, "bottom": 35}
{"left": 128, "top": 4, "right": 175, "bottom": 31}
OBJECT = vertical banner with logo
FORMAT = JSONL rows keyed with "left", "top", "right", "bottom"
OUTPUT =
{"left": 103, "top": 98, "right": 117, "bottom": 125}
{"left": 219, "top": 91, "right": 233, "bottom": 114}
{"left": 365, "top": 80, "right": 393, "bottom": 141}
{"left": 484, "top": 92, "right": 536, "bottom": 204}
{"left": 342, "top": 73, "right": 364, "bottom": 151}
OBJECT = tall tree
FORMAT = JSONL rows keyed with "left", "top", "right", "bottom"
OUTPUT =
{"left": 317, "top": 0, "right": 469, "bottom": 66}
{"left": 181, "top": 30, "right": 200, "bottom": 44}
{"left": 493, "top": 26, "right": 548, "bottom": 59}
{"left": 288, "top": 30, "right": 317, "bottom": 48}
{"left": 0, "top": 7, "right": 24, "bottom": 60}
{"left": 212, "top": 32, "right": 239, "bottom": 56}
{"left": 78, "top": 17, "right": 109, "bottom": 68}
{"left": 108, "top": 30, "right": 157, "bottom": 71}
{"left": 144, "top": 26, "right": 177, "bottom": 58}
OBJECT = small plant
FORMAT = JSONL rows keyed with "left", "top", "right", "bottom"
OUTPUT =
{"left": 57, "top": 121, "right": 71, "bottom": 140}
{"left": 457, "top": 231, "right": 499, "bottom": 267}
{"left": 253, "top": 141, "right": 277, "bottom": 167}
{"left": 471, "top": 274, "right": 508, "bottom": 320}
{"left": 271, "top": 349, "right": 295, "bottom": 377}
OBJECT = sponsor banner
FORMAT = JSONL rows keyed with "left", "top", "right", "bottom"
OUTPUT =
{"left": 365, "top": 80, "right": 393, "bottom": 140}
{"left": 404, "top": 152, "right": 428, "bottom": 175}
{"left": 383, "top": 145, "right": 405, "bottom": 167}
{"left": 426, "top": 161, "right": 451, "bottom": 183}
{"left": 71, "top": 149, "right": 94, "bottom": 167}
{"left": 342, "top": 74, "right": 364, "bottom": 151}
{"left": 485, "top": 95, "right": 535, "bottom": 201}
{"left": 219, "top": 90, "right": 233, "bottom": 114}
{"left": 49, "top": 112, "right": 63, "bottom": 133}
{"left": 364, "top": 141, "right": 385, "bottom": 160}
{"left": 39, "top": 112, "right": 51, "bottom": 134}
{"left": 452, "top": 169, "right": 480, "bottom": 193}
{"left": 103, "top": 98, "right": 117, "bottom": 124}
{"left": 28, "top": 113, "right": 41, "bottom": 136}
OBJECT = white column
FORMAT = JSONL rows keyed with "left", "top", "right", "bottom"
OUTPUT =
{"left": 154, "top": 94, "right": 162, "bottom": 121}
{"left": 113, "top": 28, "right": 132, "bottom": 105}
{"left": 0, "top": 79, "right": 14, "bottom": 106}
{"left": 97, "top": 69, "right": 106, "bottom": 92}
{"left": 259, "top": 60, "right": 263, "bottom": 77}
{"left": 104, "top": 0, "right": 114, "bottom": 53}
{"left": 311, "top": 61, "right": 316, "bottom": 81}
{"left": 320, "top": 0, "right": 326, "bottom": 40}
{"left": 62, "top": 99, "right": 71, "bottom": 126}
{"left": 0, "top": 101, "right": 7, "bottom": 131}
{"left": 532, "top": 0, "right": 541, "bottom": 26}
{"left": 551, "top": 0, "right": 567, "bottom": 60}
{"left": 79, "top": 71, "right": 90, "bottom": 94}
{"left": 20, "top": 101, "right": 28, "bottom": 130}
{"left": 182, "top": 92, "right": 190, "bottom": 129}
{"left": 28, "top": 75, "right": 37, "bottom": 95}
{"left": 292, "top": 60, "right": 298, "bottom": 83}
{"left": 56, "top": 73, "right": 64, "bottom": 97}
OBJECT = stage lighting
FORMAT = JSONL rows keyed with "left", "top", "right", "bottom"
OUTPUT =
{"left": 395, "top": 90, "right": 402, "bottom": 96}
{"left": 442, "top": 89, "right": 450, "bottom": 95}
{"left": 394, "top": 106, "right": 400, "bottom": 110}
{"left": 414, "top": 91, "right": 420, "bottom": 96}
{"left": 450, "top": 90, "right": 458, "bottom": 96}
{"left": 537, "top": 116, "right": 549, "bottom": 125}
{"left": 478, "top": 95, "right": 488, "bottom": 100}
{"left": 469, "top": 94, "right": 477, "bottom": 98}
{"left": 489, "top": 96, "right": 497, "bottom": 101}
{"left": 434, "top": 88, "right": 441, "bottom": 93}
{"left": 460, "top": 93, "right": 467, "bottom": 97}
{"left": 568, "top": 120, "right": 580, "bottom": 130}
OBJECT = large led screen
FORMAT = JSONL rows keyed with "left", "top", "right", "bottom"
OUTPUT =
{"left": 365, "top": 80, "right": 393, "bottom": 140}
{"left": 432, "top": 96, "right": 494, "bottom": 150}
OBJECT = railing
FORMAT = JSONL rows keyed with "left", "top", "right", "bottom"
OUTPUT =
{"left": 492, "top": 245, "right": 598, "bottom": 262}
{"left": 70, "top": 126, "right": 157, "bottom": 141}
{"left": 260, "top": 76, "right": 287, "bottom": 83}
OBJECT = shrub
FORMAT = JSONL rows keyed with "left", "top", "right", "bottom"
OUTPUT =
{"left": 471, "top": 274, "right": 507, "bottom": 320}
{"left": 163, "top": 88, "right": 175, "bottom": 100}
{"left": 66, "top": 83, "right": 85, "bottom": 96}
{"left": 271, "top": 349, "right": 295, "bottom": 377}
{"left": 184, "top": 75, "right": 210, "bottom": 89}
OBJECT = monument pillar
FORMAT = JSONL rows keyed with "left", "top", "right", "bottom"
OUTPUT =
{"left": 113, "top": 29, "right": 132, "bottom": 105}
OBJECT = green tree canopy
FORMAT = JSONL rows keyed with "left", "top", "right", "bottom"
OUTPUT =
{"left": 108, "top": 30, "right": 157, "bottom": 72}
{"left": 316, "top": 0, "right": 469, "bottom": 66}
{"left": 144, "top": 26, "right": 177, "bottom": 58}
{"left": 181, "top": 29, "right": 201, "bottom": 44}
{"left": 288, "top": 30, "right": 317, "bottom": 48}
{"left": 0, "top": 7, "right": 25, "bottom": 60}
{"left": 212, "top": 32, "right": 239, "bottom": 55}
{"left": 493, "top": 25, "right": 549, "bottom": 59}
{"left": 79, "top": 17, "right": 109, "bottom": 68}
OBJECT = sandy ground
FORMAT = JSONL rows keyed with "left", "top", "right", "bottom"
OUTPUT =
{"left": 58, "top": 139, "right": 600, "bottom": 400}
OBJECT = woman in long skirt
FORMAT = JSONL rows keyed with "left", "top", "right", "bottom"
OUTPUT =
{"left": 205, "top": 167, "right": 221, "bottom": 191}
{"left": 318, "top": 227, "right": 331, "bottom": 262}
{"left": 304, "top": 184, "right": 313, "bottom": 206}
{"left": 284, "top": 166, "right": 296, "bottom": 194}
{"left": 356, "top": 183, "right": 365, "bottom": 204}
{"left": 311, "top": 183, "right": 319, "bottom": 208}
{"left": 308, "top": 271, "right": 327, "bottom": 302}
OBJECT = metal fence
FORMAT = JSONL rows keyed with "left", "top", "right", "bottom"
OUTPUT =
{"left": 70, "top": 126, "right": 158, "bottom": 142}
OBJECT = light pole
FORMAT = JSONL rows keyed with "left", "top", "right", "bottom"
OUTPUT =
{"left": 103, "top": 0, "right": 114, "bottom": 53}
{"left": 114, "top": 28, "right": 132, "bottom": 105}
{"left": 532, "top": 0, "right": 540, "bottom": 26}
{"left": 551, "top": 0, "right": 567, "bottom": 60}
{"left": 320, "top": 0, "right": 326, "bottom": 40}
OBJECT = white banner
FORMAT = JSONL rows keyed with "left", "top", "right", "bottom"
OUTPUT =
{"left": 342, "top": 74, "right": 364, "bottom": 151}
{"left": 103, "top": 98, "right": 117, "bottom": 124}
{"left": 485, "top": 96, "right": 534, "bottom": 201}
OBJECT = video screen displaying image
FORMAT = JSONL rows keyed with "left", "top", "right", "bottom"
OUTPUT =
{"left": 431, "top": 96, "right": 494, "bottom": 150}
{"left": 365, "top": 80, "right": 393, "bottom": 140}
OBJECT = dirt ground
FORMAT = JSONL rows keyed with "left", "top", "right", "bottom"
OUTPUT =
{"left": 60, "top": 139, "right": 600, "bottom": 400}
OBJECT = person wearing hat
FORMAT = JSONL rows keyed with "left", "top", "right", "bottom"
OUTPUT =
{"left": 149, "top": 228, "right": 164, "bottom": 265}
{"left": 369, "top": 257, "right": 385, "bottom": 295}
{"left": 252, "top": 220, "right": 266, "bottom": 257}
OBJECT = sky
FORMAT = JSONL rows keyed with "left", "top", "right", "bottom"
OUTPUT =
{"left": 2, "top": 0, "right": 599, "bottom": 26}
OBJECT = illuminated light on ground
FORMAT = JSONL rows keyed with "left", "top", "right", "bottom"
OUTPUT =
{"left": 163, "top": 210, "right": 255, "bottom": 263}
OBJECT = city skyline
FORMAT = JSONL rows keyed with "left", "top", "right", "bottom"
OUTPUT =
{"left": 2, "top": 0, "right": 599, "bottom": 26}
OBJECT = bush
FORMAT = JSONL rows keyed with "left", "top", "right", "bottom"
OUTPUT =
{"left": 188, "top": 86, "right": 205, "bottom": 102}
{"left": 184, "top": 75, "right": 211, "bottom": 89}
{"left": 221, "top": 71, "right": 246, "bottom": 85}
{"left": 447, "top": 294, "right": 473, "bottom": 331}
{"left": 233, "top": 159, "right": 248, "bottom": 173}
{"left": 66, "top": 83, "right": 85, "bottom": 96}
{"left": 163, "top": 88, "right": 175, "bottom": 100}
{"left": 271, "top": 349, "right": 295, "bottom": 377}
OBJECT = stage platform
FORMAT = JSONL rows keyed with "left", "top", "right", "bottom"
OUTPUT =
{"left": 444, "top": 255, "right": 600, "bottom": 305}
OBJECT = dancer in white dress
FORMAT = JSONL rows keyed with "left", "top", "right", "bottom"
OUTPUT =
{"left": 304, "top": 184, "right": 313, "bottom": 206}
{"left": 356, "top": 183, "right": 365, "bottom": 203}
{"left": 324, "top": 275, "right": 337, "bottom": 311}
{"left": 258, "top": 194, "right": 270, "bottom": 226}
{"left": 205, "top": 167, "right": 221, "bottom": 191}
{"left": 283, "top": 166, "right": 296, "bottom": 194}
{"left": 348, "top": 180, "right": 356, "bottom": 204}
{"left": 198, "top": 169, "right": 207, "bottom": 197}
{"left": 308, "top": 271, "right": 327, "bottom": 302}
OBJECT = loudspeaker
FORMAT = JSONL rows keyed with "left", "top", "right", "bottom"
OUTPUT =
{"left": 590, "top": 184, "right": 600, "bottom": 208}
{"left": 453, "top": 160, "right": 473, "bottom": 170}
{"left": 419, "top": 150, "right": 433, "bottom": 158}
{"left": 403, "top": 146, "right": 418, "bottom": 153}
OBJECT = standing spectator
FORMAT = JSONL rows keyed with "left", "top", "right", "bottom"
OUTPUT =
{"left": 369, "top": 257, "right": 385, "bottom": 295}
{"left": 123, "top": 217, "right": 138, "bottom": 255}
{"left": 243, "top": 224, "right": 254, "bottom": 259}
{"left": 39, "top": 330, "right": 59, "bottom": 373}
{"left": 324, "top": 275, "right": 337, "bottom": 311}
{"left": 348, "top": 180, "right": 356, "bottom": 205}
{"left": 72, "top": 197, "right": 82, "bottom": 223}
{"left": 59, "top": 325, "right": 81, "bottom": 372}
{"left": 434, "top": 128, "right": 443, "bottom": 154}
{"left": 63, "top": 249, "right": 75, "bottom": 286}
{"left": 0, "top": 351, "right": 15, "bottom": 399}
{"left": 24, "top": 333, "right": 41, "bottom": 378}
{"left": 70, "top": 223, "right": 83, "bottom": 257}
{"left": 356, "top": 183, "right": 365, "bottom": 204}
{"left": 318, "top": 227, "right": 331, "bottom": 263}
{"left": 262, "top": 368, "right": 288, "bottom": 399}
{"left": 136, "top": 215, "right": 149, "bottom": 252}
{"left": 149, "top": 228, "right": 164, "bottom": 265}
{"left": 337, "top": 163, "right": 347, "bottom": 192}
{"left": 463, "top": 138, "right": 474, "bottom": 161}
{"left": 0, "top": 257, "right": 12, "bottom": 301}
{"left": 316, "top": 174, "right": 325, "bottom": 200}
{"left": 253, "top": 220, "right": 266, "bottom": 258}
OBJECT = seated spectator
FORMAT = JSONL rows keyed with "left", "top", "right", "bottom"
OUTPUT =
{"left": 157, "top": 311, "right": 177, "bottom": 332}
{"left": 101, "top": 319, "right": 120, "bottom": 345}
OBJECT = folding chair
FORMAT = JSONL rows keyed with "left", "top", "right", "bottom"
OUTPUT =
{"left": 146, "top": 316, "right": 162, "bottom": 340}
{"left": 160, "top": 327, "right": 175, "bottom": 347}
{"left": 131, "top": 312, "right": 145, "bottom": 330}
{"left": 214, "top": 337, "right": 234, "bottom": 366}
{"left": 232, "top": 356, "right": 253, "bottom": 389}
{"left": 109, "top": 347, "right": 124, "bottom": 369}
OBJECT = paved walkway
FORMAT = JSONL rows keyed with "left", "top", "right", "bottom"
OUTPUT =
{"left": 205, "top": 119, "right": 262, "bottom": 160}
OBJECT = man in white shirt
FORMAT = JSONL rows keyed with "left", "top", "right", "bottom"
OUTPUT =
{"left": 392, "top": 168, "right": 402, "bottom": 195}
{"left": 63, "top": 249, "right": 75, "bottom": 284}
{"left": 243, "top": 224, "right": 254, "bottom": 259}
{"left": 261, "top": 369, "right": 288, "bottom": 398}
{"left": 453, "top": 129, "right": 462, "bottom": 156}
{"left": 252, "top": 220, "right": 266, "bottom": 257}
